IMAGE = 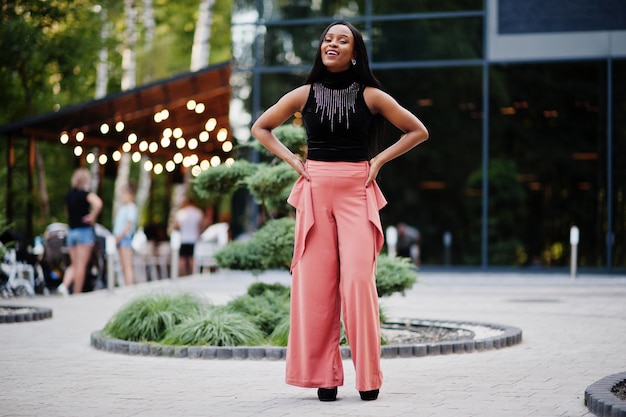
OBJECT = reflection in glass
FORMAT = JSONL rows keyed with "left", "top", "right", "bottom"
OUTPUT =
{"left": 372, "top": 18, "right": 483, "bottom": 62}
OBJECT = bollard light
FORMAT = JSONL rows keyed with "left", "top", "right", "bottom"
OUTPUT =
{"left": 106, "top": 235, "right": 117, "bottom": 292}
{"left": 570, "top": 226, "right": 579, "bottom": 278}
{"left": 170, "top": 230, "right": 181, "bottom": 280}
{"left": 570, "top": 226, "right": 579, "bottom": 245}
{"left": 386, "top": 226, "right": 398, "bottom": 257}
{"left": 443, "top": 231, "right": 452, "bottom": 266}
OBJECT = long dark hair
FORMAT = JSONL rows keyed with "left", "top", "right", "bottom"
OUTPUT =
{"left": 304, "top": 21, "right": 386, "bottom": 158}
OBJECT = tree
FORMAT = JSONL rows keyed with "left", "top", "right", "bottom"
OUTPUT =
{"left": 0, "top": 0, "right": 103, "bottom": 233}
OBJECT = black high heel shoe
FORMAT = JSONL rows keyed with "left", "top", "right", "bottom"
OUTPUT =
{"left": 359, "top": 389, "right": 379, "bottom": 401}
{"left": 317, "top": 387, "right": 337, "bottom": 402}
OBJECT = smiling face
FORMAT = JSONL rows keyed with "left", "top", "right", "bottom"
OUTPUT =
{"left": 320, "top": 24, "right": 355, "bottom": 73}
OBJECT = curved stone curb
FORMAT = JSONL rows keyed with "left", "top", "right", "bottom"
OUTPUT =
{"left": 0, "top": 306, "right": 53, "bottom": 324}
{"left": 90, "top": 318, "right": 522, "bottom": 360}
{"left": 585, "top": 372, "right": 626, "bottom": 417}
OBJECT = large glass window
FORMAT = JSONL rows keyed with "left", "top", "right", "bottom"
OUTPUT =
{"left": 371, "top": 17, "right": 483, "bottom": 62}
{"left": 259, "top": 73, "right": 308, "bottom": 109}
{"left": 239, "top": 0, "right": 622, "bottom": 270}
{"left": 489, "top": 61, "right": 607, "bottom": 267}
{"left": 261, "top": 24, "right": 328, "bottom": 67}
{"left": 373, "top": 0, "right": 482, "bottom": 14}
{"left": 612, "top": 59, "right": 626, "bottom": 268}
{"left": 376, "top": 67, "right": 483, "bottom": 265}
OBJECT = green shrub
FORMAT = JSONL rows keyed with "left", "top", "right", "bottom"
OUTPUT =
{"left": 161, "top": 306, "right": 264, "bottom": 346}
{"left": 246, "top": 282, "right": 291, "bottom": 297}
{"left": 246, "top": 163, "right": 299, "bottom": 217}
{"left": 192, "top": 160, "right": 258, "bottom": 206}
{"left": 214, "top": 217, "right": 295, "bottom": 273}
{"left": 375, "top": 254, "right": 418, "bottom": 297}
{"left": 212, "top": 239, "right": 267, "bottom": 272}
{"left": 266, "top": 316, "right": 290, "bottom": 347}
{"left": 226, "top": 283, "right": 290, "bottom": 338}
{"left": 253, "top": 124, "right": 307, "bottom": 159}
{"left": 102, "top": 292, "right": 209, "bottom": 342}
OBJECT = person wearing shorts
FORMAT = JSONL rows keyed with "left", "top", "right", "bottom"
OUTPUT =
{"left": 58, "top": 168, "right": 103, "bottom": 295}
{"left": 114, "top": 183, "right": 138, "bottom": 286}
{"left": 174, "top": 198, "right": 204, "bottom": 276}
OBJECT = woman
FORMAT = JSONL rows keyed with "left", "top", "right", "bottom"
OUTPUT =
{"left": 113, "top": 183, "right": 138, "bottom": 286}
{"left": 57, "top": 168, "right": 103, "bottom": 295}
{"left": 174, "top": 198, "right": 204, "bottom": 276}
{"left": 251, "top": 21, "right": 429, "bottom": 401}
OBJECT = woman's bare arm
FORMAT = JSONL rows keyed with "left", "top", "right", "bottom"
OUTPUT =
{"left": 364, "top": 87, "right": 429, "bottom": 186}
{"left": 251, "top": 85, "right": 311, "bottom": 180}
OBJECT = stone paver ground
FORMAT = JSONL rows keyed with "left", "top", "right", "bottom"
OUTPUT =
{"left": 1, "top": 269, "right": 625, "bottom": 417}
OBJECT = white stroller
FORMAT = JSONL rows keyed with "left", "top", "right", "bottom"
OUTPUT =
{"left": 0, "top": 235, "right": 45, "bottom": 297}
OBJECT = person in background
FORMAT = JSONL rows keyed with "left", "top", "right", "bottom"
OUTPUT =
{"left": 396, "top": 222, "right": 421, "bottom": 266}
{"left": 174, "top": 198, "right": 204, "bottom": 276}
{"left": 113, "top": 182, "right": 138, "bottom": 286}
{"left": 251, "top": 21, "right": 428, "bottom": 402}
{"left": 57, "top": 168, "right": 103, "bottom": 295}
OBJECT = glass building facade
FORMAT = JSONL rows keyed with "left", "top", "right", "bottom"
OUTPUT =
{"left": 230, "top": 0, "right": 626, "bottom": 271}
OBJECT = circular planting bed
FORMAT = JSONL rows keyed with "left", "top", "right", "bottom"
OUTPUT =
{"left": 0, "top": 305, "right": 53, "bottom": 323}
{"left": 91, "top": 318, "right": 522, "bottom": 360}
{"left": 585, "top": 372, "right": 626, "bottom": 417}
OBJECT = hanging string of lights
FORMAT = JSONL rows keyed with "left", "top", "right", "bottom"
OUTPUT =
{"left": 58, "top": 99, "right": 235, "bottom": 177}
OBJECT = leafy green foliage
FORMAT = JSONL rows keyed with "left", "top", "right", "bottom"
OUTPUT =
{"left": 0, "top": 212, "right": 14, "bottom": 258}
{"left": 465, "top": 158, "right": 527, "bottom": 265}
{"left": 252, "top": 124, "right": 308, "bottom": 160}
{"left": 102, "top": 292, "right": 209, "bottom": 342}
{"left": 267, "top": 316, "right": 290, "bottom": 347}
{"left": 246, "top": 281, "right": 291, "bottom": 297}
{"left": 161, "top": 306, "right": 264, "bottom": 347}
{"left": 214, "top": 217, "right": 295, "bottom": 273}
{"left": 375, "top": 255, "right": 418, "bottom": 297}
{"left": 192, "top": 160, "right": 258, "bottom": 205}
{"left": 246, "top": 163, "right": 298, "bottom": 217}
{"left": 226, "top": 282, "right": 290, "bottom": 338}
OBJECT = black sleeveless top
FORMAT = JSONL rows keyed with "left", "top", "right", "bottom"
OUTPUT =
{"left": 66, "top": 188, "right": 91, "bottom": 229}
{"left": 302, "top": 70, "right": 373, "bottom": 162}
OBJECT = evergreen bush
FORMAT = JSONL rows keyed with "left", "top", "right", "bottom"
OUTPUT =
{"left": 192, "top": 160, "right": 258, "bottom": 206}
{"left": 226, "top": 282, "right": 290, "bottom": 338}
{"left": 375, "top": 254, "right": 418, "bottom": 297}
{"left": 214, "top": 217, "right": 295, "bottom": 273}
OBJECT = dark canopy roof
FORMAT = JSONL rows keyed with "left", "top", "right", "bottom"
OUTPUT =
{"left": 0, "top": 62, "right": 232, "bottom": 165}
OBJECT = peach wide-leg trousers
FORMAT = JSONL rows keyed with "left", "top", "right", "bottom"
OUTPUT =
{"left": 285, "top": 160, "right": 387, "bottom": 392}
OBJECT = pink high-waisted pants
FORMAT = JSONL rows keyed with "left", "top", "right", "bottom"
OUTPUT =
{"left": 285, "top": 160, "right": 387, "bottom": 392}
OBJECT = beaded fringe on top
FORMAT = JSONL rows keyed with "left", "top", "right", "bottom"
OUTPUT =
{"left": 312, "top": 82, "right": 359, "bottom": 132}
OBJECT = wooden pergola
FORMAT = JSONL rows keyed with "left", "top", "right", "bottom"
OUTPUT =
{"left": 0, "top": 62, "right": 232, "bottom": 240}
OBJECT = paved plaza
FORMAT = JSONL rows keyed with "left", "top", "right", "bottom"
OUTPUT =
{"left": 1, "top": 269, "right": 625, "bottom": 417}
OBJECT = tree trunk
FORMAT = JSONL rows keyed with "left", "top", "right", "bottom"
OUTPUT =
{"left": 121, "top": 0, "right": 137, "bottom": 91}
{"left": 134, "top": 0, "right": 156, "bottom": 213}
{"left": 190, "top": 0, "right": 216, "bottom": 71}
{"left": 91, "top": 8, "right": 109, "bottom": 208}
{"left": 169, "top": 0, "right": 216, "bottom": 228}
{"left": 34, "top": 143, "right": 49, "bottom": 224}
{"left": 95, "top": 7, "right": 109, "bottom": 100}
{"left": 114, "top": 0, "right": 138, "bottom": 222}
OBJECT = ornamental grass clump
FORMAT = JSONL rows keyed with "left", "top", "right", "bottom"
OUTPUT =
{"left": 102, "top": 292, "right": 209, "bottom": 342}
{"left": 267, "top": 316, "right": 290, "bottom": 347}
{"left": 160, "top": 306, "right": 264, "bottom": 346}
{"left": 226, "top": 282, "right": 290, "bottom": 338}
